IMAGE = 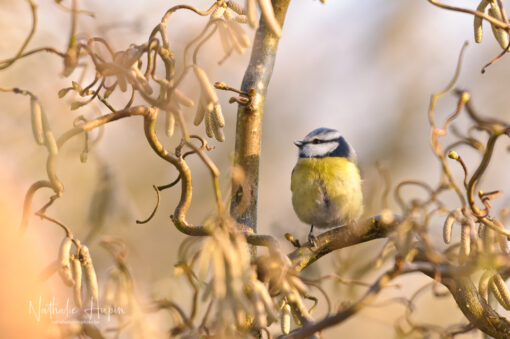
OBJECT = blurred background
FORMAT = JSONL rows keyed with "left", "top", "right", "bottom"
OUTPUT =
{"left": 1, "top": 0, "right": 510, "bottom": 337}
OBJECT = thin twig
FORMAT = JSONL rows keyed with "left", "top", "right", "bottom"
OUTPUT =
{"left": 36, "top": 212, "right": 73, "bottom": 238}
{"left": 136, "top": 185, "right": 160, "bottom": 224}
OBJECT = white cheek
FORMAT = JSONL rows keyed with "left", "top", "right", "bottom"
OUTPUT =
{"left": 302, "top": 142, "right": 338, "bottom": 157}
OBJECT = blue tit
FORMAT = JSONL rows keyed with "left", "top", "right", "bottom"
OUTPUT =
{"left": 291, "top": 128, "right": 363, "bottom": 245}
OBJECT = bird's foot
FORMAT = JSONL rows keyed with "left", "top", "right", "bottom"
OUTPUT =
{"left": 308, "top": 232, "right": 317, "bottom": 248}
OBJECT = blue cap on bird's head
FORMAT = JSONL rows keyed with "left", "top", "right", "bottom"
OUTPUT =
{"left": 294, "top": 128, "right": 357, "bottom": 162}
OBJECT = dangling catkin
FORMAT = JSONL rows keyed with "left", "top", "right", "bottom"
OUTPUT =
{"left": 58, "top": 237, "right": 74, "bottom": 287}
{"left": 81, "top": 246, "right": 99, "bottom": 304}
{"left": 30, "top": 97, "right": 45, "bottom": 145}
{"left": 488, "top": 5, "right": 510, "bottom": 49}
{"left": 474, "top": 0, "right": 490, "bottom": 43}
{"left": 71, "top": 257, "right": 83, "bottom": 307}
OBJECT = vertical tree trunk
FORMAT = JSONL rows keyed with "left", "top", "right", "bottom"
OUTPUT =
{"left": 230, "top": 0, "right": 291, "bottom": 232}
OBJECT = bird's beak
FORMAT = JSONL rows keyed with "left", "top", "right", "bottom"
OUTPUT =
{"left": 294, "top": 140, "right": 304, "bottom": 148}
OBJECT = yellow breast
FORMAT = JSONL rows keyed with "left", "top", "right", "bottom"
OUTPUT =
{"left": 291, "top": 157, "right": 363, "bottom": 228}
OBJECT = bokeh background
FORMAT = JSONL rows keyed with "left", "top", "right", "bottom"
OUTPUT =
{"left": 2, "top": 0, "right": 510, "bottom": 337}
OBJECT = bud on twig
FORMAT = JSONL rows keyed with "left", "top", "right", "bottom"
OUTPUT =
{"left": 447, "top": 150, "right": 459, "bottom": 160}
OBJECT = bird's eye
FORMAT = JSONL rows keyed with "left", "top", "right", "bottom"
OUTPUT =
{"left": 312, "top": 139, "right": 320, "bottom": 144}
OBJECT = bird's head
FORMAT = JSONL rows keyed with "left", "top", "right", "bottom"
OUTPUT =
{"left": 294, "top": 128, "right": 357, "bottom": 162}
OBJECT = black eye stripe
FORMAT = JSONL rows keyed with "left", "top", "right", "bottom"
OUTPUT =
{"left": 298, "top": 134, "right": 351, "bottom": 159}
{"left": 305, "top": 137, "right": 340, "bottom": 145}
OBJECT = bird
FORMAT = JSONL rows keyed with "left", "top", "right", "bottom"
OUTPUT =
{"left": 291, "top": 128, "right": 363, "bottom": 246}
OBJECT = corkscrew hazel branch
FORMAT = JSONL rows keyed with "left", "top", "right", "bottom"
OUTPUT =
{"left": 428, "top": 0, "right": 508, "bottom": 29}
{"left": 0, "top": 0, "right": 39, "bottom": 70}
{"left": 281, "top": 263, "right": 404, "bottom": 339}
{"left": 137, "top": 135, "right": 215, "bottom": 224}
{"left": 428, "top": 42, "right": 469, "bottom": 207}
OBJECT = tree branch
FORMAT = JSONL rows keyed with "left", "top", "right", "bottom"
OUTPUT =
{"left": 289, "top": 216, "right": 398, "bottom": 273}
{"left": 286, "top": 216, "right": 510, "bottom": 338}
{"left": 281, "top": 266, "right": 402, "bottom": 339}
{"left": 230, "top": 0, "right": 291, "bottom": 232}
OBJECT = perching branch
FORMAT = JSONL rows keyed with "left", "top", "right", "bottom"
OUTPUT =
{"left": 289, "top": 216, "right": 399, "bottom": 273}
{"left": 285, "top": 216, "right": 510, "bottom": 338}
